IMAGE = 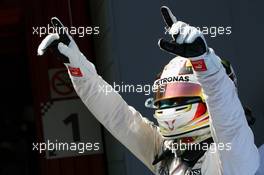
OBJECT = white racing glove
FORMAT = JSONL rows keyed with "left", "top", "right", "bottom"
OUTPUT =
{"left": 37, "top": 18, "right": 97, "bottom": 78}
{"left": 159, "top": 6, "right": 222, "bottom": 74}
{"left": 158, "top": 6, "right": 208, "bottom": 58}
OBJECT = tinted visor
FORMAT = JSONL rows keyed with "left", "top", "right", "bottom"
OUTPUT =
{"left": 154, "top": 82, "right": 202, "bottom": 105}
{"left": 157, "top": 97, "right": 202, "bottom": 109}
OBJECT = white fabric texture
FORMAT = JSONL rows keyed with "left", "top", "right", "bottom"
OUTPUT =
{"left": 37, "top": 33, "right": 97, "bottom": 78}
{"left": 168, "top": 20, "right": 208, "bottom": 51}
{"left": 256, "top": 144, "right": 264, "bottom": 175}
{"left": 193, "top": 50, "right": 259, "bottom": 175}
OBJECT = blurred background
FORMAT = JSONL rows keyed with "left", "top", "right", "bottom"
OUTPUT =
{"left": 0, "top": 0, "right": 263, "bottom": 174}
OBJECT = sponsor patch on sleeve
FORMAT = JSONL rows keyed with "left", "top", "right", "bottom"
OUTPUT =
{"left": 68, "top": 66, "right": 83, "bottom": 77}
{"left": 191, "top": 59, "right": 207, "bottom": 72}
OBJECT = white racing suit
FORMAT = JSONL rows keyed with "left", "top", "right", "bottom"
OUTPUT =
{"left": 65, "top": 48, "right": 259, "bottom": 175}
{"left": 256, "top": 144, "right": 264, "bottom": 174}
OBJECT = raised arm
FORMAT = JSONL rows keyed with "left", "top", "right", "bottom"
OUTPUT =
{"left": 158, "top": 6, "right": 259, "bottom": 174}
{"left": 37, "top": 19, "right": 163, "bottom": 172}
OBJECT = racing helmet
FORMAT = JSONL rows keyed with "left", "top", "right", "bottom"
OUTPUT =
{"left": 145, "top": 57, "right": 239, "bottom": 140}
{"left": 146, "top": 57, "right": 210, "bottom": 140}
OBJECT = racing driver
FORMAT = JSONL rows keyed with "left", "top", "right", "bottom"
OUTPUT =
{"left": 37, "top": 6, "right": 260, "bottom": 175}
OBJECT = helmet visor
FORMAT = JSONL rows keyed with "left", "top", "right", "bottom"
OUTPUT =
{"left": 154, "top": 82, "right": 202, "bottom": 105}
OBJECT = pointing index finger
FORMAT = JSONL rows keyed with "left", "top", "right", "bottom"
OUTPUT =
{"left": 161, "top": 6, "right": 177, "bottom": 28}
{"left": 51, "top": 17, "right": 71, "bottom": 46}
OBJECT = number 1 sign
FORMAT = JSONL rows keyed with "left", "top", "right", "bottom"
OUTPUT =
{"left": 41, "top": 99, "right": 103, "bottom": 159}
